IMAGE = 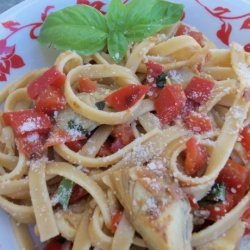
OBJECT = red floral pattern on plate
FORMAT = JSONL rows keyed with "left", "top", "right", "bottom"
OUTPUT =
{"left": 76, "top": 0, "right": 128, "bottom": 14}
{"left": 0, "top": 6, "right": 54, "bottom": 82}
{"left": 77, "top": 0, "right": 106, "bottom": 13}
{"left": 195, "top": 0, "right": 250, "bottom": 51}
{"left": 0, "top": 40, "right": 25, "bottom": 81}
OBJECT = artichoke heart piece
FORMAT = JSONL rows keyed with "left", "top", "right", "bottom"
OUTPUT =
{"left": 109, "top": 160, "right": 193, "bottom": 250}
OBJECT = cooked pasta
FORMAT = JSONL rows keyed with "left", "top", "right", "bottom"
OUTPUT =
{"left": 0, "top": 20, "right": 250, "bottom": 250}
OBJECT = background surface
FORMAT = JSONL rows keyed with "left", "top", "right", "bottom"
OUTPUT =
{"left": 0, "top": 0, "right": 23, "bottom": 13}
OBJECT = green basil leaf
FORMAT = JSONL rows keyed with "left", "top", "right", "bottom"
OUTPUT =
{"left": 126, "top": 0, "right": 184, "bottom": 42}
{"left": 57, "top": 178, "right": 74, "bottom": 210}
{"left": 126, "top": 23, "right": 164, "bottom": 42}
{"left": 95, "top": 101, "right": 105, "bottom": 110}
{"left": 198, "top": 183, "right": 226, "bottom": 206}
{"left": 126, "top": 0, "right": 158, "bottom": 28}
{"left": 156, "top": 73, "right": 168, "bottom": 88}
{"left": 106, "top": 0, "right": 127, "bottom": 31}
{"left": 108, "top": 32, "right": 128, "bottom": 62}
{"left": 38, "top": 5, "right": 108, "bottom": 55}
{"left": 150, "top": 1, "right": 184, "bottom": 26}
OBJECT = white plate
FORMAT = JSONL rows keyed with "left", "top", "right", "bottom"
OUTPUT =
{"left": 0, "top": 0, "right": 249, "bottom": 249}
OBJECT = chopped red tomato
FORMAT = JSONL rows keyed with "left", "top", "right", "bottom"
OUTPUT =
{"left": 242, "top": 207, "right": 250, "bottom": 235}
{"left": 244, "top": 227, "right": 250, "bottom": 236}
{"left": 97, "top": 141, "right": 112, "bottom": 157}
{"left": 187, "top": 194, "right": 200, "bottom": 209}
{"left": 146, "top": 84, "right": 161, "bottom": 99}
{"left": 242, "top": 207, "right": 250, "bottom": 222}
{"left": 217, "top": 159, "right": 250, "bottom": 203}
{"left": 154, "top": 84, "right": 186, "bottom": 124}
{"left": 78, "top": 77, "right": 97, "bottom": 93}
{"left": 112, "top": 124, "right": 135, "bottom": 145}
{"left": 3, "top": 109, "right": 52, "bottom": 136}
{"left": 110, "top": 137, "right": 124, "bottom": 153}
{"left": 202, "top": 192, "right": 235, "bottom": 221}
{"left": 145, "top": 61, "right": 163, "bottom": 82}
{"left": 65, "top": 140, "right": 86, "bottom": 152}
{"left": 97, "top": 124, "right": 135, "bottom": 157}
{"left": 185, "top": 77, "right": 215, "bottom": 104}
{"left": 27, "top": 66, "right": 65, "bottom": 99}
{"left": 43, "top": 237, "right": 72, "bottom": 250}
{"left": 175, "top": 23, "right": 204, "bottom": 46}
{"left": 184, "top": 137, "right": 208, "bottom": 177}
{"left": 110, "top": 210, "right": 123, "bottom": 233}
{"left": 18, "top": 132, "right": 45, "bottom": 159}
{"left": 69, "top": 185, "right": 88, "bottom": 204}
{"left": 184, "top": 111, "right": 212, "bottom": 133}
{"left": 145, "top": 61, "right": 164, "bottom": 99}
{"left": 45, "top": 129, "right": 86, "bottom": 148}
{"left": 105, "top": 84, "right": 149, "bottom": 111}
{"left": 35, "top": 86, "right": 66, "bottom": 112}
{"left": 181, "top": 99, "right": 198, "bottom": 119}
{"left": 241, "top": 124, "right": 250, "bottom": 160}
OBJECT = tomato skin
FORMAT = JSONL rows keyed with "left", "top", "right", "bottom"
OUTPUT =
{"left": 242, "top": 207, "right": 250, "bottom": 235}
{"left": 242, "top": 206, "right": 250, "bottom": 222}
{"left": 97, "top": 124, "right": 135, "bottom": 157}
{"left": 45, "top": 129, "right": 86, "bottom": 148}
{"left": 18, "top": 132, "right": 45, "bottom": 159}
{"left": 184, "top": 111, "right": 212, "bottom": 133}
{"left": 105, "top": 84, "right": 149, "bottom": 111}
{"left": 145, "top": 61, "right": 164, "bottom": 81}
{"left": 110, "top": 137, "right": 124, "bottom": 153}
{"left": 110, "top": 211, "right": 123, "bottom": 233}
{"left": 78, "top": 77, "right": 97, "bottom": 93}
{"left": 184, "top": 137, "right": 208, "bottom": 177}
{"left": 43, "top": 237, "right": 72, "bottom": 250}
{"left": 65, "top": 140, "right": 85, "bottom": 152}
{"left": 35, "top": 86, "right": 66, "bottom": 112}
{"left": 69, "top": 185, "right": 88, "bottom": 204}
{"left": 202, "top": 192, "right": 235, "bottom": 221}
{"left": 175, "top": 23, "right": 204, "bottom": 46}
{"left": 217, "top": 159, "right": 250, "bottom": 203}
{"left": 241, "top": 124, "right": 250, "bottom": 160}
{"left": 146, "top": 84, "right": 161, "bottom": 99}
{"left": 3, "top": 109, "right": 52, "bottom": 136}
{"left": 97, "top": 141, "right": 112, "bottom": 157}
{"left": 112, "top": 124, "right": 134, "bottom": 145}
{"left": 185, "top": 77, "right": 215, "bottom": 104}
{"left": 145, "top": 61, "right": 164, "bottom": 99}
{"left": 154, "top": 84, "right": 186, "bottom": 124}
{"left": 187, "top": 194, "right": 200, "bottom": 209}
{"left": 27, "top": 66, "right": 65, "bottom": 99}
{"left": 181, "top": 99, "right": 198, "bottom": 119}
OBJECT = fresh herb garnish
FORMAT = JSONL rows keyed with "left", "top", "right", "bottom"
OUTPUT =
{"left": 68, "top": 120, "right": 88, "bottom": 134}
{"left": 38, "top": 0, "right": 184, "bottom": 62}
{"left": 156, "top": 72, "right": 168, "bottom": 88}
{"left": 95, "top": 101, "right": 105, "bottom": 110}
{"left": 57, "top": 178, "right": 74, "bottom": 210}
{"left": 198, "top": 183, "right": 226, "bottom": 206}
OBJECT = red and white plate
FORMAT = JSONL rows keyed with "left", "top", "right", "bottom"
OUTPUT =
{"left": 0, "top": 0, "right": 249, "bottom": 249}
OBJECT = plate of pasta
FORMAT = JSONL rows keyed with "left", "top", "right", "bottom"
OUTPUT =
{"left": 0, "top": 0, "right": 250, "bottom": 250}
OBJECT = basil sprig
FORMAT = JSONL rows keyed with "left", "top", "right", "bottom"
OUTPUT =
{"left": 198, "top": 183, "right": 226, "bottom": 206}
{"left": 57, "top": 178, "right": 74, "bottom": 210}
{"left": 38, "top": 0, "right": 183, "bottom": 62}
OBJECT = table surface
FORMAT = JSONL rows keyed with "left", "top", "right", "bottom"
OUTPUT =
{"left": 0, "top": 0, "right": 24, "bottom": 14}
